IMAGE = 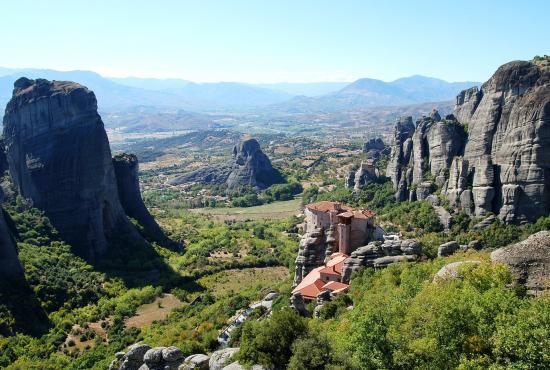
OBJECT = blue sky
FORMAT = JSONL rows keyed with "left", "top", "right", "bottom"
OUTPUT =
{"left": 1, "top": 0, "right": 548, "bottom": 83}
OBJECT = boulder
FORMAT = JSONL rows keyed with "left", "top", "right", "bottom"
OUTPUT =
{"left": 438, "top": 241, "right": 460, "bottom": 257}
{"left": 341, "top": 239, "right": 421, "bottom": 282}
{"left": 290, "top": 292, "right": 310, "bottom": 317}
{"left": 119, "top": 343, "right": 151, "bottom": 370}
{"left": 473, "top": 215, "right": 496, "bottom": 230}
{"left": 468, "top": 240, "right": 482, "bottom": 250}
{"left": 2, "top": 78, "right": 146, "bottom": 261}
{"left": 162, "top": 347, "right": 184, "bottom": 363}
{"left": 143, "top": 347, "right": 164, "bottom": 366}
{"left": 209, "top": 348, "right": 239, "bottom": 370}
{"left": 373, "top": 255, "right": 416, "bottom": 268}
{"left": 416, "top": 182, "right": 434, "bottom": 201}
{"left": 491, "top": 231, "right": 550, "bottom": 292}
{"left": 180, "top": 354, "right": 210, "bottom": 370}
{"left": 433, "top": 261, "right": 481, "bottom": 282}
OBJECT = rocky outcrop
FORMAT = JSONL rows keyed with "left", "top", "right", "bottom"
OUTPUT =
{"left": 438, "top": 241, "right": 460, "bottom": 257}
{"left": 113, "top": 153, "right": 176, "bottom": 248}
{"left": 209, "top": 348, "right": 239, "bottom": 370}
{"left": 170, "top": 138, "right": 283, "bottom": 192}
{"left": 2, "top": 78, "right": 146, "bottom": 261}
{"left": 346, "top": 161, "right": 380, "bottom": 190}
{"left": 491, "top": 231, "right": 550, "bottom": 292}
{"left": 386, "top": 116, "right": 415, "bottom": 201}
{"left": 386, "top": 111, "right": 467, "bottom": 202}
{"left": 226, "top": 139, "right": 284, "bottom": 191}
{"left": 387, "top": 59, "right": 550, "bottom": 224}
{"left": 0, "top": 208, "right": 23, "bottom": 280}
{"left": 293, "top": 228, "right": 327, "bottom": 285}
{"left": 180, "top": 354, "right": 210, "bottom": 370}
{"left": 341, "top": 239, "right": 421, "bottom": 283}
{"left": 433, "top": 261, "right": 481, "bottom": 283}
{"left": 363, "top": 138, "right": 389, "bottom": 160}
{"left": 110, "top": 344, "right": 186, "bottom": 370}
{"left": 290, "top": 292, "right": 310, "bottom": 317}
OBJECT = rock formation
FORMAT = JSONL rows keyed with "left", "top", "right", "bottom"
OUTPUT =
{"left": 363, "top": 138, "right": 389, "bottom": 160}
{"left": 0, "top": 208, "right": 24, "bottom": 280}
{"left": 386, "top": 111, "right": 466, "bottom": 202}
{"left": 2, "top": 78, "right": 145, "bottom": 261}
{"left": 109, "top": 344, "right": 187, "bottom": 370}
{"left": 386, "top": 116, "right": 415, "bottom": 201}
{"left": 209, "top": 348, "right": 239, "bottom": 370}
{"left": 346, "top": 161, "right": 380, "bottom": 191}
{"left": 170, "top": 138, "right": 284, "bottom": 191}
{"left": 433, "top": 261, "right": 481, "bottom": 283}
{"left": 113, "top": 153, "right": 176, "bottom": 249}
{"left": 293, "top": 228, "right": 327, "bottom": 286}
{"left": 341, "top": 239, "right": 421, "bottom": 282}
{"left": 491, "top": 231, "right": 550, "bottom": 292}
{"left": 386, "top": 58, "right": 550, "bottom": 224}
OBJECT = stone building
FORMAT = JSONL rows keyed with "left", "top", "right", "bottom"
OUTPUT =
{"left": 304, "top": 201, "right": 375, "bottom": 254}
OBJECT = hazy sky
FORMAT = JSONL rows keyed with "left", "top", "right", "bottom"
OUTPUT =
{"left": 1, "top": 0, "right": 548, "bottom": 83}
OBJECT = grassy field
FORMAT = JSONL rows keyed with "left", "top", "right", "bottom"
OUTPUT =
{"left": 190, "top": 198, "right": 303, "bottom": 221}
{"left": 198, "top": 266, "right": 290, "bottom": 297}
{"left": 125, "top": 293, "right": 183, "bottom": 328}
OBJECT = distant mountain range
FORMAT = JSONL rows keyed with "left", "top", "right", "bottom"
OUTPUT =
{"left": 0, "top": 67, "right": 479, "bottom": 114}
{"left": 268, "top": 76, "right": 479, "bottom": 113}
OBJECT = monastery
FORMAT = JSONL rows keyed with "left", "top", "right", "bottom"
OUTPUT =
{"left": 292, "top": 201, "right": 376, "bottom": 301}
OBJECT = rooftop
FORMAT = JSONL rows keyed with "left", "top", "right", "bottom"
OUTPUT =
{"left": 305, "top": 201, "right": 352, "bottom": 213}
{"left": 292, "top": 252, "right": 349, "bottom": 300}
{"left": 306, "top": 201, "right": 375, "bottom": 219}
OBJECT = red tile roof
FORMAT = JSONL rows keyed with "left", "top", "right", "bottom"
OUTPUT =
{"left": 292, "top": 252, "right": 349, "bottom": 299}
{"left": 305, "top": 201, "right": 352, "bottom": 213}
{"left": 322, "top": 281, "right": 349, "bottom": 292}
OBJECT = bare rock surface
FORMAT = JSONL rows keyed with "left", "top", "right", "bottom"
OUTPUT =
{"left": 491, "top": 231, "right": 550, "bottom": 292}
{"left": 209, "top": 348, "right": 239, "bottom": 370}
{"left": 293, "top": 228, "right": 327, "bottom": 285}
{"left": 0, "top": 208, "right": 24, "bottom": 280}
{"left": 341, "top": 239, "right": 421, "bottom": 282}
{"left": 180, "top": 354, "right": 210, "bottom": 370}
{"left": 3, "top": 78, "right": 145, "bottom": 261}
{"left": 387, "top": 59, "right": 550, "bottom": 224}
{"left": 113, "top": 153, "right": 177, "bottom": 249}
{"left": 433, "top": 261, "right": 481, "bottom": 282}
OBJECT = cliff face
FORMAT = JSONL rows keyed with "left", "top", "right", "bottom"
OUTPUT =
{"left": 0, "top": 208, "right": 23, "bottom": 281}
{"left": 170, "top": 138, "right": 284, "bottom": 191}
{"left": 386, "top": 112, "right": 466, "bottom": 201}
{"left": 2, "top": 78, "right": 145, "bottom": 261}
{"left": 386, "top": 59, "right": 550, "bottom": 223}
{"left": 113, "top": 153, "right": 176, "bottom": 248}
{"left": 226, "top": 138, "right": 284, "bottom": 191}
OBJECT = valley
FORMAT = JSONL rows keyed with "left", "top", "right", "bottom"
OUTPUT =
{"left": 0, "top": 34, "right": 549, "bottom": 370}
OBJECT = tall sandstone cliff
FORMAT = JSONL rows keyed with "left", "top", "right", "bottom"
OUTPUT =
{"left": 170, "top": 138, "right": 284, "bottom": 191}
{"left": 113, "top": 153, "right": 176, "bottom": 248}
{"left": 2, "top": 78, "right": 146, "bottom": 261}
{"left": 0, "top": 208, "right": 24, "bottom": 281}
{"left": 386, "top": 59, "right": 550, "bottom": 223}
